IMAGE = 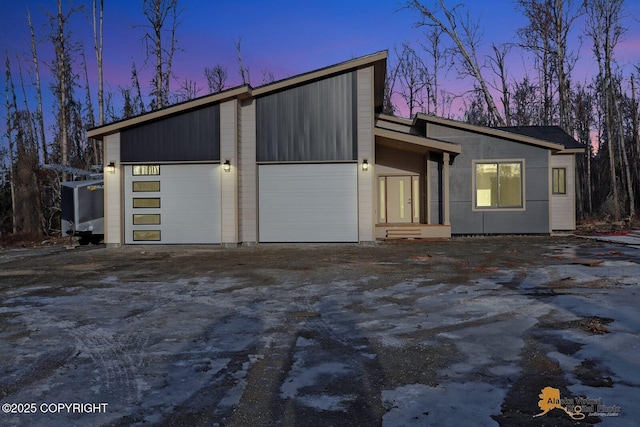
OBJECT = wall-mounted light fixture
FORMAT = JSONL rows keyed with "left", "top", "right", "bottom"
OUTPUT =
{"left": 106, "top": 161, "right": 116, "bottom": 174}
{"left": 223, "top": 159, "right": 231, "bottom": 172}
{"left": 362, "top": 159, "right": 369, "bottom": 172}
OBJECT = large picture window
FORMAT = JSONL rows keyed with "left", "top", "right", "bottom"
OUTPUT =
{"left": 475, "top": 161, "right": 523, "bottom": 208}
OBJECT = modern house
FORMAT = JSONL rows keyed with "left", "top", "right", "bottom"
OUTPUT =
{"left": 87, "top": 51, "right": 583, "bottom": 246}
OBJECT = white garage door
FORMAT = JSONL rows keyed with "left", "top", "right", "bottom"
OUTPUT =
{"left": 259, "top": 163, "right": 358, "bottom": 242}
{"left": 124, "top": 164, "right": 221, "bottom": 244}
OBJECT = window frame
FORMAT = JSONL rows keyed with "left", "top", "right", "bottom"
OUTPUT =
{"left": 133, "top": 214, "right": 161, "bottom": 225}
{"left": 132, "top": 164, "right": 160, "bottom": 176}
{"left": 132, "top": 197, "right": 161, "bottom": 209}
{"left": 132, "top": 181, "right": 161, "bottom": 192}
{"left": 133, "top": 230, "right": 161, "bottom": 241}
{"left": 472, "top": 159, "right": 526, "bottom": 211}
{"left": 552, "top": 167, "right": 567, "bottom": 195}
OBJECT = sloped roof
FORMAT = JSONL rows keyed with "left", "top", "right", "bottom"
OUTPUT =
{"left": 494, "top": 126, "right": 585, "bottom": 153}
{"left": 88, "top": 51, "right": 387, "bottom": 139}
{"left": 414, "top": 114, "right": 566, "bottom": 151}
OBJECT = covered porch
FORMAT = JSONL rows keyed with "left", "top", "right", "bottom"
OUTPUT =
{"left": 373, "top": 117, "right": 460, "bottom": 240}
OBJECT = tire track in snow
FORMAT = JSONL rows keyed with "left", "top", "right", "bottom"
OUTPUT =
{"left": 70, "top": 325, "right": 149, "bottom": 402}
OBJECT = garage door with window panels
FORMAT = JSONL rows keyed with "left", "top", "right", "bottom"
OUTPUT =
{"left": 123, "top": 164, "right": 221, "bottom": 244}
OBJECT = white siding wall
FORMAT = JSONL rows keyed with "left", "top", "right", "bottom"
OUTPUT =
{"left": 357, "top": 66, "right": 375, "bottom": 242}
{"left": 104, "top": 134, "right": 122, "bottom": 247}
{"left": 258, "top": 163, "right": 358, "bottom": 242}
{"left": 220, "top": 100, "right": 238, "bottom": 244}
{"left": 551, "top": 154, "right": 576, "bottom": 230}
{"left": 239, "top": 99, "right": 257, "bottom": 243}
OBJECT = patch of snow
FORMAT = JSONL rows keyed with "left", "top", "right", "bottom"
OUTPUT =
{"left": 297, "top": 394, "right": 357, "bottom": 411}
{"left": 382, "top": 382, "right": 505, "bottom": 426}
{"left": 280, "top": 358, "right": 352, "bottom": 399}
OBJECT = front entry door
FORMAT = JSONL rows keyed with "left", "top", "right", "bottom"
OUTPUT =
{"left": 387, "top": 176, "right": 412, "bottom": 223}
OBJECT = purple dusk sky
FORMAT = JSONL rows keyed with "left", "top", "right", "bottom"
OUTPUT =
{"left": 1, "top": 0, "right": 639, "bottom": 127}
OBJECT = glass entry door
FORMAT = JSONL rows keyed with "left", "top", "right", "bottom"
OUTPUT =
{"left": 379, "top": 175, "right": 420, "bottom": 224}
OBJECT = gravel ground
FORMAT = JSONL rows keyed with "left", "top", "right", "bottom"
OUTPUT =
{"left": 0, "top": 235, "right": 639, "bottom": 426}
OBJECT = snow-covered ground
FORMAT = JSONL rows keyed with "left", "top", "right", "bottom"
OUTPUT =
{"left": 0, "top": 237, "right": 638, "bottom": 426}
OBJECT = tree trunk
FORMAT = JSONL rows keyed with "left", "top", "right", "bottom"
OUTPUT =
{"left": 605, "top": 89, "right": 620, "bottom": 221}
{"left": 632, "top": 76, "right": 640, "bottom": 215}
{"left": 4, "top": 56, "right": 18, "bottom": 234}
{"left": 612, "top": 86, "right": 634, "bottom": 219}
{"left": 93, "top": 0, "right": 104, "bottom": 165}
{"left": 56, "top": 0, "right": 69, "bottom": 181}
{"left": 28, "top": 9, "right": 48, "bottom": 165}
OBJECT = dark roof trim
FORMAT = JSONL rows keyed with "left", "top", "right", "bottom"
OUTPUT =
{"left": 495, "top": 126, "right": 586, "bottom": 152}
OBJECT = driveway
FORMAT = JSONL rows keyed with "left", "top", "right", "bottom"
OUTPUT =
{"left": 0, "top": 236, "right": 638, "bottom": 426}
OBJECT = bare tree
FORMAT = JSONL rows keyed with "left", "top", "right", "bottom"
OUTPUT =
{"left": 419, "top": 26, "right": 449, "bottom": 116}
{"left": 632, "top": 74, "right": 640, "bottom": 206}
{"left": 79, "top": 46, "right": 98, "bottom": 165}
{"left": 235, "top": 37, "right": 250, "bottom": 85}
{"left": 131, "top": 62, "right": 146, "bottom": 115}
{"left": 4, "top": 55, "right": 18, "bottom": 234}
{"left": 175, "top": 78, "right": 200, "bottom": 102}
{"left": 4, "top": 55, "right": 43, "bottom": 236}
{"left": 93, "top": 0, "right": 104, "bottom": 125}
{"left": 510, "top": 76, "right": 540, "bottom": 126}
{"left": 407, "top": 0, "right": 505, "bottom": 125}
{"left": 488, "top": 44, "right": 512, "bottom": 126}
{"left": 584, "top": 0, "right": 627, "bottom": 221}
{"left": 91, "top": 0, "right": 104, "bottom": 166}
{"left": 550, "top": 0, "right": 581, "bottom": 132}
{"left": 260, "top": 68, "right": 275, "bottom": 85}
{"left": 573, "top": 83, "right": 595, "bottom": 217}
{"left": 517, "top": 0, "right": 555, "bottom": 125}
{"left": 204, "top": 64, "right": 227, "bottom": 93}
{"left": 27, "top": 8, "right": 48, "bottom": 165}
{"left": 48, "top": 0, "right": 81, "bottom": 180}
{"left": 395, "top": 43, "right": 428, "bottom": 117}
{"left": 141, "top": 0, "right": 182, "bottom": 110}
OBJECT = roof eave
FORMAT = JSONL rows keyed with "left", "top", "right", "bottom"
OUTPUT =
{"left": 87, "top": 85, "right": 252, "bottom": 139}
{"left": 374, "top": 126, "right": 461, "bottom": 154}
{"left": 415, "top": 114, "right": 565, "bottom": 151}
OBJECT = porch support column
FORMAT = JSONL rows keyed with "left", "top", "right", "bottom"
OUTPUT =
{"left": 442, "top": 152, "right": 450, "bottom": 225}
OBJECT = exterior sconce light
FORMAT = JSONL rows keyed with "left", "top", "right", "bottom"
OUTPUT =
{"left": 223, "top": 159, "right": 231, "bottom": 172}
{"left": 106, "top": 161, "right": 116, "bottom": 174}
{"left": 362, "top": 159, "right": 369, "bottom": 171}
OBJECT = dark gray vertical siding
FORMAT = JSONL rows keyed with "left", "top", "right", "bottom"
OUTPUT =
{"left": 121, "top": 104, "right": 220, "bottom": 162}
{"left": 256, "top": 72, "right": 357, "bottom": 162}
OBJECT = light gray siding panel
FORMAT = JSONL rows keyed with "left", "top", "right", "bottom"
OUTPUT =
{"left": 104, "top": 134, "right": 122, "bottom": 246}
{"left": 551, "top": 154, "right": 576, "bottom": 230}
{"left": 124, "top": 164, "right": 221, "bottom": 244}
{"left": 258, "top": 163, "right": 358, "bottom": 242}
{"left": 256, "top": 72, "right": 357, "bottom": 162}
{"left": 239, "top": 99, "right": 257, "bottom": 243}
{"left": 357, "top": 66, "right": 374, "bottom": 241}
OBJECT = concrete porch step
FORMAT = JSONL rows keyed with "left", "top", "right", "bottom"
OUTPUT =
{"left": 386, "top": 228, "right": 423, "bottom": 239}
